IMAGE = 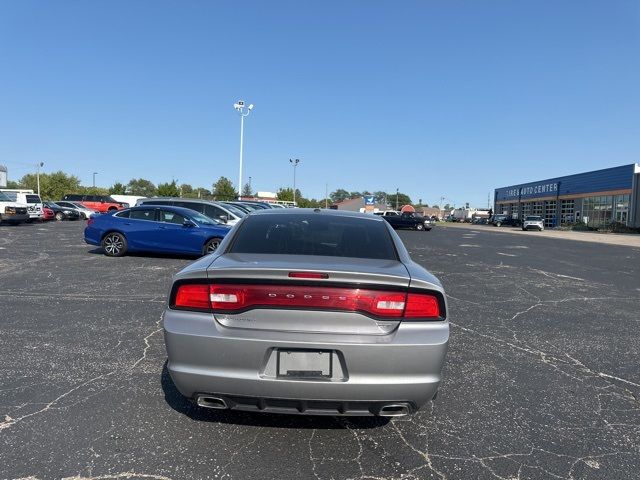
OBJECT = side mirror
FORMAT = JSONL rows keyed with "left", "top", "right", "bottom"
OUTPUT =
{"left": 183, "top": 219, "right": 196, "bottom": 228}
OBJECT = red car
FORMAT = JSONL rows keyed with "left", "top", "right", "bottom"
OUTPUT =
{"left": 42, "top": 207, "right": 55, "bottom": 221}
{"left": 61, "top": 194, "right": 125, "bottom": 213}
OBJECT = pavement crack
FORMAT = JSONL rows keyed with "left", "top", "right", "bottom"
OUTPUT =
{"left": 0, "top": 371, "right": 116, "bottom": 432}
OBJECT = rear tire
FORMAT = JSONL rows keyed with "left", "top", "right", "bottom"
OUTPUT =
{"left": 203, "top": 237, "right": 223, "bottom": 255}
{"left": 415, "top": 223, "right": 425, "bottom": 231}
{"left": 102, "top": 232, "right": 127, "bottom": 257}
{"left": 496, "top": 222, "right": 502, "bottom": 227}
{"left": 55, "top": 212, "right": 65, "bottom": 221}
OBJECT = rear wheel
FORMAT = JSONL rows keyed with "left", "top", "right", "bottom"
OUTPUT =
{"left": 496, "top": 221, "right": 502, "bottom": 227}
{"left": 415, "top": 223, "right": 425, "bottom": 231}
{"left": 203, "top": 237, "right": 223, "bottom": 255}
{"left": 55, "top": 212, "right": 65, "bottom": 221}
{"left": 102, "top": 232, "right": 127, "bottom": 257}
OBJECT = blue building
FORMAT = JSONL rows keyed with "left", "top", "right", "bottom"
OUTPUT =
{"left": 494, "top": 164, "right": 640, "bottom": 228}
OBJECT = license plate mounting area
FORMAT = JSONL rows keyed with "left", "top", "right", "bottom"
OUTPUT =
{"left": 277, "top": 349, "right": 333, "bottom": 379}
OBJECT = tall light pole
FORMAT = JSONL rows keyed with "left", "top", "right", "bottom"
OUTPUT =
{"left": 396, "top": 188, "right": 399, "bottom": 211}
{"left": 36, "top": 162, "right": 44, "bottom": 196}
{"left": 92, "top": 172, "right": 98, "bottom": 188}
{"left": 290, "top": 158, "right": 300, "bottom": 206}
{"left": 234, "top": 100, "right": 254, "bottom": 199}
{"left": 325, "top": 182, "right": 328, "bottom": 209}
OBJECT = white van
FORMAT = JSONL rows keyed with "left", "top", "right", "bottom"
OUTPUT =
{"left": 0, "top": 191, "right": 29, "bottom": 224}
{"left": 0, "top": 189, "right": 43, "bottom": 221}
{"left": 110, "top": 194, "right": 147, "bottom": 208}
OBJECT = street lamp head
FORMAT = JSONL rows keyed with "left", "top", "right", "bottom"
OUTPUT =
{"left": 39, "top": 162, "right": 44, "bottom": 167}
{"left": 248, "top": 104, "right": 254, "bottom": 110}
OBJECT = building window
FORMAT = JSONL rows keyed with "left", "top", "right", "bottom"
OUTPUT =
{"left": 532, "top": 202, "right": 544, "bottom": 216}
{"left": 582, "top": 196, "right": 613, "bottom": 228}
{"left": 544, "top": 201, "right": 557, "bottom": 227}
{"left": 614, "top": 194, "right": 630, "bottom": 223}
{"left": 560, "top": 200, "right": 575, "bottom": 224}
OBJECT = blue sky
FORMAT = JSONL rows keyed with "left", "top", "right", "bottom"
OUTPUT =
{"left": 1, "top": 1, "right": 638, "bottom": 207}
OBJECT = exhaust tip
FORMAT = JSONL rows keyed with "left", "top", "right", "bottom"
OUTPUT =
{"left": 378, "top": 404, "right": 410, "bottom": 417}
{"left": 196, "top": 395, "right": 228, "bottom": 410}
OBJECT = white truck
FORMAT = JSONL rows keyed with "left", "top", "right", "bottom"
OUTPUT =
{"left": 0, "top": 191, "right": 29, "bottom": 224}
{"left": 0, "top": 189, "right": 43, "bottom": 221}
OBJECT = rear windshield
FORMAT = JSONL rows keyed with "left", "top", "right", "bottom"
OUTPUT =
{"left": 0, "top": 192, "right": 12, "bottom": 201}
{"left": 229, "top": 214, "right": 398, "bottom": 260}
{"left": 26, "top": 195, "right": 41, "bottom": 203}
{"left": 526, "top": 216, "right": 543, "bottom": 221}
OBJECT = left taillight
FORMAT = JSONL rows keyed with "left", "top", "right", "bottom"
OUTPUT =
{"left": 174, "top": 284, "right": 211, "bottom": 309}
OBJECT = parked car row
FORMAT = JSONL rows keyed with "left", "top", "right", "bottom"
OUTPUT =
{"left": 85, "top": 198, "right": 294, "bottom": 257}
{"left": 0, "top": 189, "right": 109, "bottom": 225}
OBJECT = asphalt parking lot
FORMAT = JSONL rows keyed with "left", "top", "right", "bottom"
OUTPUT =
{"left": 1, "top": 221, "right": 639, "bottom": 480}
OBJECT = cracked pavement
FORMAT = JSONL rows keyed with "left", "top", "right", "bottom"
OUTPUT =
{"left": 1, "top": 221, "right": 638, "bottom": 479}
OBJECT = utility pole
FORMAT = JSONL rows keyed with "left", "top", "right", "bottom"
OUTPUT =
{"left": 290, "top": 158, "right": 300, "bottom": 205}
{"left": 233, "top": 100, "right": 254, "bottom": 199}
{"left": 395, "top": 188, "right": 399, "bottom": 211}
{"left": 92, "top": 172, "right": 98, "bottom": 188}
{"left": 325, "top": 183, "right": 328, "bottom": 209}
{"left": 36, "top": 162, "right": 44, "bottom": 196}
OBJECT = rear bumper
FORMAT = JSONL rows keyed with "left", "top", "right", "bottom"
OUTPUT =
{"left": 1, "top": 213, "right": 29, "bottom": 224}
{"left": 164, "top": 309, "right": 449, "bottom": 415}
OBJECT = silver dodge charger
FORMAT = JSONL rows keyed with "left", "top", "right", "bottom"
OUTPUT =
{"left": 164, "top": 209, "right": 449, "bottom": 417}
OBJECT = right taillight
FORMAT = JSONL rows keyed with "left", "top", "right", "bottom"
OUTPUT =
{"left": 403, "top": 293, "right": 441, "bottom": 319}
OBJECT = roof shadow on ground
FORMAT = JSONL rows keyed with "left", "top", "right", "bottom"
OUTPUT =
{"left": 161, "top": 362, "right": 390, "bottom": 430}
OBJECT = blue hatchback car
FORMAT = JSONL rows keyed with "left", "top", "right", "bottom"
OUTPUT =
{"left": 84, "top": 205, "right": 232, "bottom": 257}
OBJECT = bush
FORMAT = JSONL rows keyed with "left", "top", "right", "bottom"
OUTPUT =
{"left": 601, "top": 222, "right": 640, "bottom": 234}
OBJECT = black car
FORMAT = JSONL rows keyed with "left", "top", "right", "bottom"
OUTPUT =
{"left": 43, "top": 202, "right": 81, "bottom": 221}
{"left": 382, "top": 212, "right": 433, "bottom": 231}
{"left": 490, "top": 214, "right": 520, "bottom": 227}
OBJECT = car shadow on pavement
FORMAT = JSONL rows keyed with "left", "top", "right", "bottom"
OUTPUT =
{"left": 87, "top": 247, "right": 199, "bottom": 260}
{"left": 161, "top": 362, "right": 390, "bottom": 430}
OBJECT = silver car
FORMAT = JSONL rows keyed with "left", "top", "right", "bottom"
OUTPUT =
{"left": 522, "top": 215, "right": 545, "bottom": 231}
{"left": 164, "top": 209, "right": 449, "bottom": 417}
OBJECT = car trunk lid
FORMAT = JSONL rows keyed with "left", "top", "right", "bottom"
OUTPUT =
{"left": 206, "top": 253, "right": 411, "bottom": 335}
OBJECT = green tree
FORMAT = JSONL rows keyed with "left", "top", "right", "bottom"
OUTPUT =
{"left": 180, "top": 184, "right": 194, "bottom": 196}
{"left": 277, "top": 187, "right": 294, "bottom": 202}
{"left": 242, "top": 182, "right": 253, "bottom": 198}
{"left": 109, "top": 182, "right": 127, "bottom": 195}
{"left": 157, "top": 180, "right": 180, "bottom": 197}
{"left": 127, "top": 178, "right": 157, "bottom": 197}
{"left": 212, "top": 176, "right": 236, "bottom": 200}
{"left": 194, "top": 187, "right": 212, "bottom": 199}
{"left": 373, "top": 191, "right": 387, "bottom": 203}
{"left": 386, "top": 191, "right": 412, "bottom": 209}
{"left": 19, "top": 171, "right": 82, "bottom": 201}
{"left": 79, "top": 186, "right": 109, "bottom": 196}
{"left": 6, "top": 180, "right": 21, "bottom": 189}
{"left": 297, "top": 197, "right": 321, "bottom": 208}
{"left": 330, "top": 189, "right": 350, "bottom": 203}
